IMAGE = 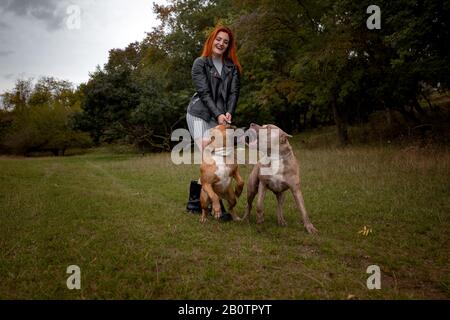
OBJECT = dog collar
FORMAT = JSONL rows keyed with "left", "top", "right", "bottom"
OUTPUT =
{"left": 213, "top": 147, "right": 233, "bottom": 157}
{"left": 260, "top": 150, "right": 293, "bottom": 161}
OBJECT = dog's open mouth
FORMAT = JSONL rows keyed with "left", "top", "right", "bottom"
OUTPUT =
{"left": 247, "top": 139, "right": 258, "bottom": 149}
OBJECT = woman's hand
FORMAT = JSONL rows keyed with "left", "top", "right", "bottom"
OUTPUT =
{"left": 217, "top": 114, "right": 227, "bottom": 125}
{"left": 225, "top": 113, "right": 232, "bottom": 123}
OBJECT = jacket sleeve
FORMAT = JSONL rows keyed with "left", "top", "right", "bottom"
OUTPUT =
{"left": 191, "top": 57, "right": 222, "bottom": 120}
{"left": 226, "top": 65, "right": 240, "bottom": 115}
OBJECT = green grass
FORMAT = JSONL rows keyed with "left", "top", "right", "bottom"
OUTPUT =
{"left": 0, "top": 139, "right": 449, "bottom": 299}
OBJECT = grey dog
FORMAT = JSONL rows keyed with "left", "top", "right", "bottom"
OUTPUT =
{"left": 242, "top": 123, "right": 318, "bottom": 234}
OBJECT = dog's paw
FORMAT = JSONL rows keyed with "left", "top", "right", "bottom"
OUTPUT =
{"left": 278, "top": 219, "right": 287, "bottom": 227}
{"left": 200, "top": 216, "right": 207, "bottom": 223}
{"left": 239, "top": 214, "right": 249, "bottom": 222}
{"left": 305, "top": 223, "right": 318, "bottom": 234}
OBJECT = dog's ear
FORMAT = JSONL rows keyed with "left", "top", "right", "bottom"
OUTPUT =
{"left": 278, "top": 127, "right": 292, "bottom": 137}
{"left": 280, "top": 130, "right": 292, "bottom": 144}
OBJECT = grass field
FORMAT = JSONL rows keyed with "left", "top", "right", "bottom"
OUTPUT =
{"left": 0, "top": 134, "right": 449, "bottom": 299}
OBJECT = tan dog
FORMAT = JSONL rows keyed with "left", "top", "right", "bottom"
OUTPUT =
{"left": 242, "top": 123, "right": 318, "bottom": 234}
{"left": 200, "top": 124, "right": 244, "bottom": 223}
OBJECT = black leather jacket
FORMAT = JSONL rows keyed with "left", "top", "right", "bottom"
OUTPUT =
{"left": 187, "top": 56, "right": 240, "bottom": 122}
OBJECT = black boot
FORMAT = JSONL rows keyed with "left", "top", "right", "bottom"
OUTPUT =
{"left": 186, "top": 180, "right": 202, "bottom": 213}
{"left": 219, "top": 200, "right": 233, "bottom": 222}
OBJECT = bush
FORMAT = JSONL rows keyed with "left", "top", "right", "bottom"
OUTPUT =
{"left": 365, "top": 110, "right": 409, "bottom": 141}
{"left": 1, "top": 102, "right": 92, "bottom": 156}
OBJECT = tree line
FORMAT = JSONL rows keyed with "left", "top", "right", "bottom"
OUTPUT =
{"left": 1, "top": 0, "right": 449, "bottom": 154}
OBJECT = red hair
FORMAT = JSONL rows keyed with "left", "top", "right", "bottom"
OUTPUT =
{"left": 201, "top": 26, "right": 242, "bottom": 74}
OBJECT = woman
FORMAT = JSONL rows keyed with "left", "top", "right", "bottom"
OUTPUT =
{"left": 185, "top": 26, "right": 242, "bottom": 218}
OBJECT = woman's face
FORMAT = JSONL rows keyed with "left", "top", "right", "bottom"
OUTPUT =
{"left": 212, "top": 31, "right": 229, "bottom": 58}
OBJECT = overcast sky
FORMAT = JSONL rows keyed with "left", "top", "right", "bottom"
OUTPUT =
{"left": 0, "top": 0, "right": 166, "bottom": 93}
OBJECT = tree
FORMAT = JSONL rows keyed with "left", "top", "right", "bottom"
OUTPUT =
{"left": 72, "top": 0, "right": 450, "bottom": 148}
{"left": 1, "top": 77, "right": 92, "bottom": 155}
